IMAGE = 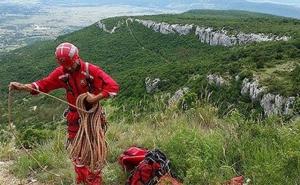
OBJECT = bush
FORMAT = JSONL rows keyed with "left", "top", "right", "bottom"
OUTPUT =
{"left": 18, "top": 128, "right": 54, "bottom": 148}
{"left": 179, "top": 92, "right": 197, "bottom": 110}
{"left": 239, "top": 70, "right": 253, "bottom": 80}
{"left": 0, "top": 139, "right": 17, "bottom": 161}
{"left": 293, "top": 97, "right": 300, "bottom": 115}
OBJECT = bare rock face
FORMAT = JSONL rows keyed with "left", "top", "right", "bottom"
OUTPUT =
{"left": 195, "top": 26, "right": 290, "bottom": 46}
{"left": 145, "top": 77, "right": 161, "bottom": 94}
{"left": 99, "top": 18, "right": 290, "bottom": 46}
{"left": 134, "top": 19, "right": 290, "bottom": 46}
{"left": 241, "top": 78, "right": 264, "bottom": 102}
{"left": 135, "top": 19, "right": 193, "bottom": 35}
{"left": 97, "top": 20, "right": 122, "bottom": 34}
{"left": 159, "top": 22, "right": 175, "bottom": 34}
{"left": 135, "top": 19, "right": 155, "bottom": 29}
{"left": 284, "top": 97, "right": 296, "bottom": 115}
{"left": 260, "top": 93, "right": 295, "bottom": 116}
{"left": 241, "top": 78, "right": 295, "bottom": 116}
{"left": 171, "top": 24, "right": 194, "bottom": 35}
{"left": 207, "top": 74, "right": 226, "bottom": 87}
{"left": 260, "top": 94, "right": 295, "bottom": 116}
{"left": 168, "top": 87, "right": 189, "bottom": 106}
{"left": 195, "top": 27, "right": 234, "bottom": 46}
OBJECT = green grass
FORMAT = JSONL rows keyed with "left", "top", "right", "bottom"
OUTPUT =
{"left": 0, "top": 139, "right": 18, "bottom": 161}
{"left": 11, "top": 102, "right": 300, "bottom": 185}
{"left": 12, "top": 127, "right": 75, "bottom": 184}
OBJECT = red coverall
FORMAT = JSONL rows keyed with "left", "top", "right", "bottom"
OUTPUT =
{"left": 30, "top": 59, "right": 119, "bottom": 185}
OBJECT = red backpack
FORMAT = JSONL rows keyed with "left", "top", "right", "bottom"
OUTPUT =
{"left": 119, "top": 147, "right": 181, "bottom": 185}
{"left": 118, "top": 147, "right": 149, "bottom": 172}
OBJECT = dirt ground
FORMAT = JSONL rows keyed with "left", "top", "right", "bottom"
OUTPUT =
{"left": 0, "top": 161, "right": 45, "bottom": 185}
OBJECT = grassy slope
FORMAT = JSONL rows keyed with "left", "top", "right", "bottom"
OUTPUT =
{"left": 6, "top": 102, "right": 300, "bottom": 185}
{"left": 0, "top": 9, "right": 299, "bottom": 144}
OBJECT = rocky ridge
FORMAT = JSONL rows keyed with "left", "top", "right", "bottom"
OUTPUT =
{"left": 135, "top": 19, "right": 290, "bottom": 46}
{"left": 98, "top": 18, "right": 290, "bottom": 46}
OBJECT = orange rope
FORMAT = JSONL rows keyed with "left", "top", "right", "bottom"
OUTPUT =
{"left": 69, "top": 93, "right": 107, "bottom": 172}
{"left": 25, "top": 85, "right": 89, "bottom": 113}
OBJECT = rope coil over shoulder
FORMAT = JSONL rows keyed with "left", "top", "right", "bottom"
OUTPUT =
{"left": 69, "top": 93, "right": 107, "bottom": 173}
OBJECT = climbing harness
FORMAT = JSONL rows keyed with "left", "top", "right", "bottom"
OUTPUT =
{"left": 59, "top": 62, "right": 95, "bottom": 95}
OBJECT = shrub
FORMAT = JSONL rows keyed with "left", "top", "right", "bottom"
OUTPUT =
{"left": 18, "top": 128, "right": 53, "bottom": 148}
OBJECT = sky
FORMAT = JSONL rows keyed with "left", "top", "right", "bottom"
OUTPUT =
{"left": 247, "top": 0, "right": 300, "bottom": 7}
{"left": 0, "top": 0, "right": 299, "bottom": 19}
{"left": 0, "top": 0, "right": 39, "bottom": 4}
{"left": 0, "top": 0, "right": 299, "bottom": 7}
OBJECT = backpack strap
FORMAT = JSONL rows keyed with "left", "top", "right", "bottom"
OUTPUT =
{"left": 85, "top": 62, "right": 90, "bottom": 77}
{"left": 81, "top": 62, "right": 95, "bottom": 93}
{"left": 58, "top": 73, "right": 73, "bottom": 95}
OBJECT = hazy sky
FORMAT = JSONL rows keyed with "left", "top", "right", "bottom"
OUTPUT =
{"left": 1, "top": 0, "right": 299, "bottom": 7}
{"left": 0, "top": 0, "right": 39, "bottom": 4}
{"left": 247, "top": 0, "right": 300, "bottom": 7}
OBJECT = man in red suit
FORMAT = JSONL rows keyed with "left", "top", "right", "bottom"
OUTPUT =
{"left": 9, "top": 42, "right": 120, "bottom": 185}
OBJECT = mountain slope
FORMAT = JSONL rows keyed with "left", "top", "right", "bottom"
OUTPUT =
{"left": 1, "top": 9, "right": 300, "bottom": 185}
{"left": 0, "top": 10, "right": 299, "bottom": 130}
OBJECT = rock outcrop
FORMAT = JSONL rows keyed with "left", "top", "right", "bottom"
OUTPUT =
{"left": 241, "top": 78, "right": 264, "bottom": 102}
{"left": 145, "top": 77, "right": 161, "bottom": 94}
{"left": 135, "top": 19, "right": 193, "bottom": 35}
{"left": 133, "top": 19, "right": 289, "bottom": 46}
{"left": 260, "top": 94, "right": 295, "bottom": 116}
{"left": 97, "top": 20, "right": 122, "bottom": 34}
{"left": 207, "top": 74, "right": 227, "bottom": 87}
{"left": 241, "top": 78, "right": 295, "bottom": 116}
{"left": 168, "top": 87, "right": 189, "bottom": 106}
{"left": 195, "top": 27, "right": 233, "bottom": 46}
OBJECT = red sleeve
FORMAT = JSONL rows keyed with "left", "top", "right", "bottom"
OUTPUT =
{"left": 91, "top": 65, "right": 119, "bottom": 99}
{"left": 30, "top": 67, "right": 65, "bottom": 95}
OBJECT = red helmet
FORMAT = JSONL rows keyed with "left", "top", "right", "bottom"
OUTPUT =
{"left": 55, "top": 42, "right": 79, "bottom": 68}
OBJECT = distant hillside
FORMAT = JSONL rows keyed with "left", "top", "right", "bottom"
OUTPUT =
{"left": 0, "top": 10, "right": 299, "bottom": 131}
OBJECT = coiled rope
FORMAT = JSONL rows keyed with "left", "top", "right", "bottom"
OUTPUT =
{"left": 8, "top": 86, "right": 107, "bottom": 180}
{"left": 69, "top": 93, "right": 107, "bottom": 173}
